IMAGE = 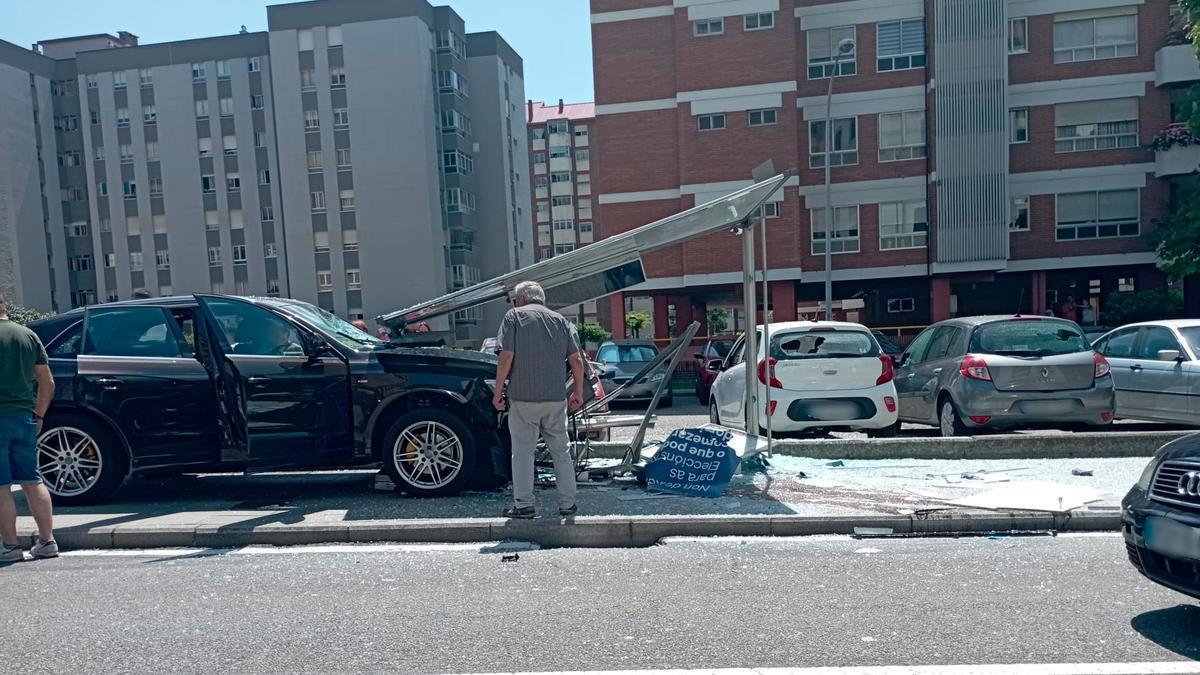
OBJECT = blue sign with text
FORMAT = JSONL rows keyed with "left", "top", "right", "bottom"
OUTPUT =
{"left": 642, "top": 427, "right": 740, "bottom": 498}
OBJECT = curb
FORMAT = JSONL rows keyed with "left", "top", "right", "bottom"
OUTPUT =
{"left": 26, "top": 512, "right": 1122, "bottom": 551}
{"left": 586, "top": 431, "right": 1191, "bottom": 460}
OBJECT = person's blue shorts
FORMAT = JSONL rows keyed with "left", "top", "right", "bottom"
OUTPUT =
{"left": 0, "top": 412, "right": 41, "bottom": 487}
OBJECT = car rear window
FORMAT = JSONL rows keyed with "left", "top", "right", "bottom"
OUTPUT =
{"left": 770, "top": 330, "right": 878, "bottom": 359}
{"left": 597, "top": 344, "right": 658, "bottom": 363}
{"left": 1181, "top": 327, "right": 1200, "bottom": 360}
{"left": 969, "top": 320, "right": 1090, "bottom": 357}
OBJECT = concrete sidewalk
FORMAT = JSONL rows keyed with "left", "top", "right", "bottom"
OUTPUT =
{"left": 12, "top": 456, "right": 1135, "bottom": 550}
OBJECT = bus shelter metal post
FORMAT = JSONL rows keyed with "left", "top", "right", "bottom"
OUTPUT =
{"left": 620, "top": 320, "right": 701, "bottom": 468}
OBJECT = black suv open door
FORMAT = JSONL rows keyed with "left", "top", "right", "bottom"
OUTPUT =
{"left": 193, "top": 295, "right": 352, "bottom": 471}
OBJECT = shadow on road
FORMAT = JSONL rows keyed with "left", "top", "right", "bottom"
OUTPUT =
{"left": 1130, "top": 605, "right": 1200, "bottom": 659}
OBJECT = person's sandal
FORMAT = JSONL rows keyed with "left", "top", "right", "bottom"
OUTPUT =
{"left": 503, "top": 506, "right": 536, "bottom": 520}
{"left": 559, "top": 504, "right": 578, "bottom": 517}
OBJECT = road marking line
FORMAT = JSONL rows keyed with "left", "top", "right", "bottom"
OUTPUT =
{"left": 59, "top": 542, "right": 540, "bottom": 558}
{"left": 471, "top": 664, "right": 1200, "bottom": 675}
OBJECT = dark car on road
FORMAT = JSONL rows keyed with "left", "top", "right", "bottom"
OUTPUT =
{"left": 693, "top": 336, "right": 734, "bottom": 405}
{"left": 1123, "top": 434, "right": 1200, "bottom": 600}
{"left": 596, "top": 339, "right": 672, "bottom": 407}
{"left": 28, "top": 295, "right": 507, "bottom": 504}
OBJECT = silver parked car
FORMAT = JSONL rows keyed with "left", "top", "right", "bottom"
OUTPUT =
{"left": 595, "top": 340, "right": 673, "bottom": 407}
{"left": 895, "top": 316, "right": 1115, "bottom": 436}
{"left": 1092, "top": 320, "right": 1200, "bottom": 425}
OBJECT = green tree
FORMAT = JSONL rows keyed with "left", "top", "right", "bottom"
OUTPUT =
{"left": 625, "top": 311, "right": 650, "bottom": 338}
{"left": 707, "top": 308, "right": 729, "bottom": 334}
{"left": 1155, "top": 1, "right": 1200, "bottom": 281}
{"left": 576, "top": 322, "right": 611, "bottom": 347}
{"left": 6, "top": 305, "right": 51, "bottom": 326}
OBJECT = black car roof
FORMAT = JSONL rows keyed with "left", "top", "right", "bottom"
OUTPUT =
{"left": 29, "top": 294, "right": 310, "bottom": 325}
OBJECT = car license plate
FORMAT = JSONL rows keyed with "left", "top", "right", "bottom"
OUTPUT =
{"left": 1144, "top": 516, "right": 1200, "bottom": 563}
{"left": 1017, "top": 399, "right": 1077, "bottom": 416}
{"left": 809, "top": 401, "right": 860, "bottom": 421}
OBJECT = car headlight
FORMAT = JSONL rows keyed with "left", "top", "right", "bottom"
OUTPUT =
{"left": 1136, "top": 459, "right": 1159, "bottom": 490}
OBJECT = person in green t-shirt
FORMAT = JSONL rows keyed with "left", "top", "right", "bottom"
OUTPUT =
{"left": 0, "top": 290, "right": 58, "bottom": 563}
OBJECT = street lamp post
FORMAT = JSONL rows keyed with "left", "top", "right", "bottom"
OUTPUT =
{"left": 823, "top": 37, "right": 855, "bottom": 321}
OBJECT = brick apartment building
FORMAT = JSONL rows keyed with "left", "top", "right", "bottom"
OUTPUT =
{"left": 526, "top": 98, "right": 601, "bottom": 323}
{"left": 590, "top": 0, "right": 1200, "bottom": 341}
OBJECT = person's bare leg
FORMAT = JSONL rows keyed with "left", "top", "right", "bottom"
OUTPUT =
{"left": 19, "top": 483, "right": 53, "bottom": 542}
{"left": 0, "top": 487, "right": 17, "bottom": 545}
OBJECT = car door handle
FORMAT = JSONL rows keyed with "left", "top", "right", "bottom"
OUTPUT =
{"left": 95, "top": 377, "right": 122, "bottom": 390}
{"left": 904, "top": 373, "right": 915, "bottom": 379}
{"left": 246, "top": 376, "right": 271, "bottom": 387}
{"left": 1130, "top": 365, "right": 1143, "bottom": 372}
{"left": 932, "top": 368, "right": 943, "bottom": 375}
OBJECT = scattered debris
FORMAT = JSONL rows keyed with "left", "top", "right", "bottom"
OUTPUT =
{"left": 854, "top": 527, "right": 894, "bottom": 536}
{"left": 1071, "top": 469, "right": 1094, "bottom": 477}
{"left": 855, "top": 548, "right": 882, "bottom": 554}
{"left": 944, "top": 481, "right": 1108, "bottom": 513}
{"left": 616, "top": 492, "right": 675, "bottom": 502}
{"left": 501, "top": 553, "right": 520, "bottom": 563}
{"left": 826, "top": 460, "right": 846, "bottom": 467}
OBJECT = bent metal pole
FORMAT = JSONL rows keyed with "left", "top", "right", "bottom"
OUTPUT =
{"left": 741, "top": 219, "right": 759, "bottom": 437}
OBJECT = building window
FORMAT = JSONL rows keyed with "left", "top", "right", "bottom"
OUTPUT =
{"left": 575, "top": 149, "right": 590, "bottom": 163}
{"left": 255, "top": 131, "right": 267, "bottom": 148}
{"left": 314, "top": 231, "right": 330, "bottom": 252}
{"left": 267, "top": 279, "right": 280, "bottom": 296}
{"left": 123, "top": 180, "right": 137, "bottom": 198}
{"left": 56, "top": 114, "right": 79, "bottom": 131}
{"left": 551, "top": 195, "right": 573, "bottom": 207}
{"left": 550, "top": 171, "right": 571, "bottom": 184}
{"left": 116, "top": 108, "right": 130, "bottom": 127}
{"left": 332, "top": 108, "right": 350, "bottom": 127}
{"left": 440, "top": 110, "right": 471, "bottom": 135}
{"left": 258, "top": 169, "right": 271, "bottom": 185}
{"left": 126, "top": 216, "right": 141, "bottom": 235}
{"left": 328, "top": 25, "right": 344, "bottom": 47}
{"left": 118, "top": 145, "right": 135, "bottom": 163}
{"left": 811, "top": 206, "right": 860, "bottom": 254}
{"left": 554, "top": 244, "right": 576, "bottom": 255}
{"left": 336, "top": 148, "right": 352, "bottom": 167}
{"left": 1054, "top": 99, "right": 1138, "bottom": 153}
{"left": 304, "top": 110, "right": 320, "bottom": 129}
{"left": 339, "top": 189, "right": 355, "bottom": 211}
{"left": 98, "top": 182, "right": 108, "bottom": 196}
{"left": 146, "top": 141, "right": 159, "bottom": 160}
{"left": 443, "top": 150, "right": 474, "bottom": 175}
{"left": 330, "top": 67, "right": 346, "bottom": 88}
{"left": 311, "top": 192, "right": 326, "bottom": 211}
{"left": 809, "top": 117, "right": 858, "bottom": 168}
{"left": 198, "top": 137, "right": 213, "bottom": 158}
{"left": 1056, "top": 189, "right": 1139, "bottom": 240}
{"left": 697, "top": 113, "right": 726, "bottom": 131}
{"left": 90, "top": 110, "right": 101, "bottom": 125}
{"left": 1009, "top": 108, "right": 1029, "bottom": 143}
{"left": 887, "top": 298, "right": 916, "bottom": 313}
{"left": 129, "top": 251, "right": 143, "bottom": 271}
{"left": 156, "top": 250, "right": 171, "bottom": 269}
{"left": 548, "top": 120, "right": 569, "bottom": 135}
{"left": 248, "top": 57, "right": 261, "bottom": 72}
{"left": 1053, "top": 14, "right": 1137, "bottom": 63}
{"left": 69, "top": 222, "right": 89, "bottom": 237}
{"left": 219, "top": 97, "right": 234, "bottom": 117}
{"left": 86, "top": 74, "right": 98, "bottom": 89}
{"left": 251, "top": 94, "right": 264, "bottom": 110}
{"left": 343, "top": 229, "right": 358, "bottom": 251}
{"left": 261, "top": 205, "right": 274, "bottom": 222}
{"left": 59, "top": 151, "right": 82, "bottom": 167}
{"left": 1009, "top": 17, "right": 1029, "bottom": 53}
{"left": 226, "top": 173, "right": 241, "bottom": 192}
{"left": 533, "top": 152, "right": 546, "bottom": 165}
{"left": 1118, "top": 276, "right": 1135, "bottom": 292}
{"left": 93, "top": 146, "right": 105, "bottom": 161}
{"left": 307, "top": 150, "right": 323, "bottom": 171}
{"left": 317, "top": 271, "right": 333, "bottom": 291}
{"left": 878, "top": 110, "right": 925, "bottom": 161}
{"left": 104, "top": 253, "right": 116, "bottom": 269}
{"left": 532, "top": 128, "right": 546, "bottom": 140}
{"left": 437, "top": 70, "right": 468, "bottom": 96}
{"left": 298, "top": 29, "right": 314, "bottom": 51}
{"left": 195, "top": 99, "right": 209, "bottom": 118}
{"left": 69, "top": 255, "right": 93, "bottom": 272}
{"left": 748, "top": 108, "right": 778, "bottom": 127}
{"left": 265, "top": 242, "right": 278, "bottom": 258}
{"left": 111, "top": 71, "right": 127, "bottom": 89}
{"left": 744, "top": 12, "right": 774, "bottom": 31}
{"left": 693, "top": 18, "right": 724, "bottom": 37}
{"left": 223, "top": 135, "right": 238, "bottom": 156}
{"left": 1010, "top": 196, "right": 1030, "bottom": 231}
{"left": 549, "top": 145, "right": 570, "bottom": 158}
{"left": 231, "top": 210, "right": 245, "bottom": 231}
{"left": 346, "top": 269, "right": 361, "bottom": 290}
{"left": 208, "top": 247, "right": 222, "bottom": 265}
{"left": 444, "top": 188, "right": 476, "bottom": 213}
{"left": 876, "top": 19, "right": 925, "bottom": 71}
{"left": 753, "top": 202, "right": 780, "bottom": 219}
{"left": 192, "top": 63, "right": 206, "bottom": 81}
{"left": 232, "top": 245, "right": 247, "bottom": 264}
{"left": 553, "top": 219, "right": 575, "bottom": 231}
{"left": 879, "top": 200, "right": 928, "bottom": 250}
{"left": 149, "top": 178, "right": 163, "bottom": 196}
{"left": 808, "top": 26, "right": 857, "bottom": 79}
{"left": 217, "top": 60, "right": 232, "bottom": 79}
{"left": 205, "top": 210, "right": 220, "bottom": 229}
{"left": 301, "top": 69, "right": 316, "bottom": 90}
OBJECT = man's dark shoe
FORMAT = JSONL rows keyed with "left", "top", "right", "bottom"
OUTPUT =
{"left": 559, "top": 504, "right": 578, "bottom": 517}
{"left": 504, "top": 506, "right": 536, "bottom": 520}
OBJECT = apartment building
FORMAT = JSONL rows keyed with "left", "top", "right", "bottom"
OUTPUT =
{"left": 590, "top": 0, "right": 1200, "bottom": 340}
{"left": 0, "top": 0, "right": 530, "bottom": 343}
{"left": 526, "top": 99, "right": 600, "bottom": 322}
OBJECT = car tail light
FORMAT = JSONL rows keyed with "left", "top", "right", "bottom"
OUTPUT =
{"left": 884, "top": 396, "right": 896, "bottom": 413}
{"left": 960, "top": 355, "right": 992, "bottom": 381}
{"left": 969, "top": 415, "right": 991, "bottom": 425}
{"left": 1093, "top": 352, "right": 1111, "bottom": 379}
{"left": 876, "top": 354, "right": 894, "bottom": 385}
{"left": 1101, "top": 411, "right": 1114, "bottom": 422}
{"left": 758, "top": 357, "right": 781, "bottom": 388}
{"left": 766, "top": 400, "right": 778, "bottom": 417}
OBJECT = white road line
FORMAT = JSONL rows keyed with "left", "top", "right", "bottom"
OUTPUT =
{"left": 59, "top": 542, "right": 540, "bottom": 558}
{"left": 471, "top": 664, "right": 1200, "bottom": 675}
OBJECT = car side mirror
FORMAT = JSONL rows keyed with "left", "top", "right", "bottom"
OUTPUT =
{"left": 706, "top": 359, "right": 723, "bottom": 372}
{"left": 1158, "top": 349, "right": 1183, "bottom": 363}
{"left": 307, "top": 339, "right": 336, "bottom": 361}
{"left": 897, "top": 352, "right": 910, "bottom": 368}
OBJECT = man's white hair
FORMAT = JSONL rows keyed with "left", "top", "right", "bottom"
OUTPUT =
{"left": 513, "top": 281, "right": 546, "bottom": 305}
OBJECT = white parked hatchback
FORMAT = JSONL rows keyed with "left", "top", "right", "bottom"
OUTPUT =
{"left": 707, "top": 321, "right": 900, "bottom": 437}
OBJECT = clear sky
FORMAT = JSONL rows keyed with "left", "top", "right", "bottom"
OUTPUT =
{"left": 2, "top": 0, "right": 595, "bottom": 105}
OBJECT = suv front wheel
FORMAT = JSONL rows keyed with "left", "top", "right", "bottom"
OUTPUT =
{"left": 37, "top": 414, "right": 128, "bottom": 505}
{"left": 383, "top": 409, "right": 478, "bottom": 497}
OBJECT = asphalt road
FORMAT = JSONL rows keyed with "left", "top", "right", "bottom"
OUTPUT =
{"left": 2, "top": 534, "right": 1197, "bottom": 673}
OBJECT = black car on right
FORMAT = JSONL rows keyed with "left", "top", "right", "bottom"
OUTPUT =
{"left": 1123, "top": 433, "right": 1200, "bottom": 600}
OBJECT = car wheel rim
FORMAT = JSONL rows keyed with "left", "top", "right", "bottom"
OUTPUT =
{"left": 393, "top": 421, "right": 463, "bottom": 489}
{"left": 710, "top": 402, "right": 719, "bottom": 424}
{"left": 37, "top": 427, "right": 103, "bottom": 497}
{"left": 940, "top": 403, "right": 955, "bottom": 436}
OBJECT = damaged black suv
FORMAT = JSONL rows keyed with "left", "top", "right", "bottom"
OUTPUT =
{"left": 29, "top": 294, "right": 507, "bottom": 504}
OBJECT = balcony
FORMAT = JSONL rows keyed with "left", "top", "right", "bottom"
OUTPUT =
{"left": 1155, "top": 44, "right": 1200, "bottom": 87}
{"left": 1152, "top": 124, "right": 1200, "bottom": 177}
